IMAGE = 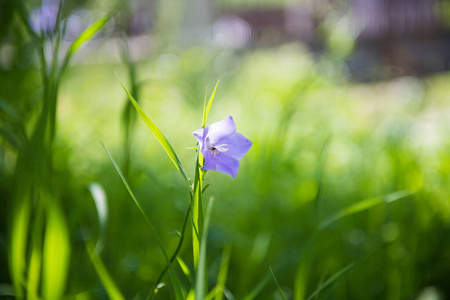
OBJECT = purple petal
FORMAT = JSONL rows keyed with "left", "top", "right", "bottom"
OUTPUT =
{"left": 217, "top": 132, "right": 252, "bottom": 159}
{"left": 215, "top": 154, "right": 240, "bottom": 178}
{"left": 201, "top": 152, "right": 217, "bottom": 171}
{"left": 193, "top": 127, "right": 208, "bottom": 150}
{"left": 208, "top": 115, "right": 236, "bottom": 144}
{"left": 201, "top": 152, "right": 239, "bottom": 178}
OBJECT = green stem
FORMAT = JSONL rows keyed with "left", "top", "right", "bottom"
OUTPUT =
{"left": 192, "top": 149, "right": 204, "bottom": 270}
{"left": 148, "top": 204, "right": 192, "bottom": 300}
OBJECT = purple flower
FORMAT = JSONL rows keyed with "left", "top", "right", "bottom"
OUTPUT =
{"left": 193, "top": 115, "right": 252, "bottom": 178}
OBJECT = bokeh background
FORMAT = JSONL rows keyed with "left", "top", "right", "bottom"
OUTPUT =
{"left": 1, "top": 0, "right": 450, "bottom": 299}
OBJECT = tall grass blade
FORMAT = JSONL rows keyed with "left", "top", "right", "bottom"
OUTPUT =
{"left": 243, "top": 271, "right": 272, "bottom": 300}
{"left": 61, "top": 13, "right": 112, "bottom": 73}
{"left": 213, "top": 246, "right": 231, "bottom": 300}
{"left": 293, "top": 249, "right": 311, "bottom": 300}
{"left": 88, "top": 182, "right": 108, "bottom": 254}
{"left": 195, "top": 197, "right": 215, "bottom": 300}
{"left": 42, "top": 203, "right": 71, "bottom": 300}
{"left": 9, "top": 199, "right": 31, "bottom": 298}
{"left": 101, "top": 143, "right": 183, "bottom": 300}
{"left": 192, "top": 153, "right": 203, "bottom": 270}
{"left": 27, "top": 203, "right": 44, "bottom": 299}
{"left": 177, "top": 256, "right": 193, "bottom": 285}
{"left": 192, "top": 80, "right": 219, "bottom": 271}
{"left": 149, "top": 205, "right": 192, "bottom": 300}
{"left": 202, "top": 79, "right": 220, "bottom": 128}
{"left": 116, "top": 75, "right": 190, "bottom": 188}
{"left": 306, "top": 263, "right": 355, "bottom": 300}
{"left": 85, "top": 242, "right": 125, "bottom": 300}
{"left": 320, "top": 190, "right": 412, "bottom": 230}
{"left": 270, "top": 267, "right": 287, "bottom": 300}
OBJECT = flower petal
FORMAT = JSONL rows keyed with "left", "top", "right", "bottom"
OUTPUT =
{"left": 193, "top": 127, "right": 208, "bottom": 150}
{"left": 214, "top": 154, "right": 240, "bottom": 178}
{"left": 208, "top": 115, "right": 236, "bottom": 144}
{"left": 200, "top": 152, "right": 240, "bottom": 178}
{"left": 201, "top": 152, "right": 217, "bottom": 171}
{"left": 216, "top": 132, "right": 252, "bottom": 159}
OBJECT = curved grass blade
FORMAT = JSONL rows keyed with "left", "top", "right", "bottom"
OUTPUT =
{"left": 85, "top": 241, "right": 125, "bottom": 300}
{"left": 101, "top": 142, "right": 183, "bottom": 300}
{"left": 116, "top": 74, "right": 190, "bottom": 188}
{"left": 61, "top": 13, "right": 113, "bottom": 73}
{"left": 195, "top": 197, "right": 215, "bottom": 300}
{"left": 177, "top": 256, "right": 194, "bottom": 285}
{"left": 243, "top": 271, "right": 272, "bottom": 300}
{"left": 88, "top": 182, "right": 108, "bottom": 254}
{"left": 270, "top": 267, "right": 287, "bottom": 300}
{"left": 202, "top": 79, "right": 220, "bottom": 128}
{"left": 306, "top": 262, "right": 355, "bottom": 300}
{"left": 85, "top": 183, "right": 124, "bottom": 299}
{"left": 320, "top": 190, "right": 412, "bottom": 230}
{"left": 148, "top": 205, "right": 192, "bottom": 300}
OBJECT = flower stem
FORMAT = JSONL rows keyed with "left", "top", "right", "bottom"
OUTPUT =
{"left": 147, "top": 204, "right": 192, "bottom": 300}
{"left": 192, "top": 150, "right": 204, "bottom": 270}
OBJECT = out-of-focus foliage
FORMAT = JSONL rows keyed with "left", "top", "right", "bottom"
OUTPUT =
{"left": 1, "top": 0, "right": 450, "bottom": 299}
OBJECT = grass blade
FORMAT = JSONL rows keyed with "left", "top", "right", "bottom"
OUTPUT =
{"left": 61, "top": 13, "right": 112, "bottom": 73}
{"left": 293, "top": 249, "right": 311, "bottom": 300}
{"left": 192, "top": 152, "right": 204, "bottom": 270}
{"left": 213, "top": 246, "right": 231, "bottom": 300}
{"left": 101, "top": 143, "right": 183, "bottom": 300}
{"left": 85, "top": 242, "right": 125, "bottom": 300}
{"left": 116, "top": 75, "right": 190, "bottom": 188}
{"left": 306, "top": 262, "right": 355, "bottom": 300}
{"left": 42, "top": 203, "right": 71, "bottom": 300}
{"left": 10, "top": 199, "right": 31, "bottom": 298}
{"left": 243, "top": 271, "right": 272, "bottom": 300}
{"left": 320, "top": 190, "right": 412, "bottom": 230}
{"left": 270, "top": 267, "right": 287, "bottom": 300}
{"left": 27, "top": 203, "right": 44, "bottom": 299}
{"left": 202, "top": 80, "right": 220, "bottom": 128}
{"left": 195, "top": 197, "right": 215, "bottom": 300}
{"left": 88, "top": 182, "right": 108, "bottom": 254}
{"left": 177, "top": 256, "right": 194, "bottom": 286}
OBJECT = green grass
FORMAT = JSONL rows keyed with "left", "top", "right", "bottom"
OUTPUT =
{"left": 2, "top": 32, "right": 450, "bottom": 299}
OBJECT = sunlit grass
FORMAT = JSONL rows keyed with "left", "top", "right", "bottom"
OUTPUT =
{"left": 49, "top": 44, "right": 450, "bottom": 299}
{"left": 3, "top": 18, "right": 450, "bottom": 297}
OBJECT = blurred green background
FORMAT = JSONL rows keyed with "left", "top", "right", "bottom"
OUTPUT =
{"left": 1, "top": 0, "right": 450, "bottom": 299}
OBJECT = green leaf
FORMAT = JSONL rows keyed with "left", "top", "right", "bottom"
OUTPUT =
{"left": 202, "top": 80, "right": 220, "bottom": 128}
{"left": 116, "top": 74, "right": 190, "bottom": 188}
{"left": 195, "top": 197, "right": 215, "bottom": 300}
{"left": 101, "top": 143, "right": 183, "bottom": 300}
{"left": 306, "top": 263, "right": 355, "bottom": 300}
{"left": 320, "top": 190, "right": 412, "bottom": 230}
{"left": 270, "top": 267, "right": 287, "bottom": 300}
{"left": 42, "top": 203, "right": 71, "bottom": 300}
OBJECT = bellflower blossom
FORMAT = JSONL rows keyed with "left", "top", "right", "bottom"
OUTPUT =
{"left": 193, "top": 115, "right": 252, "bottom": 178}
